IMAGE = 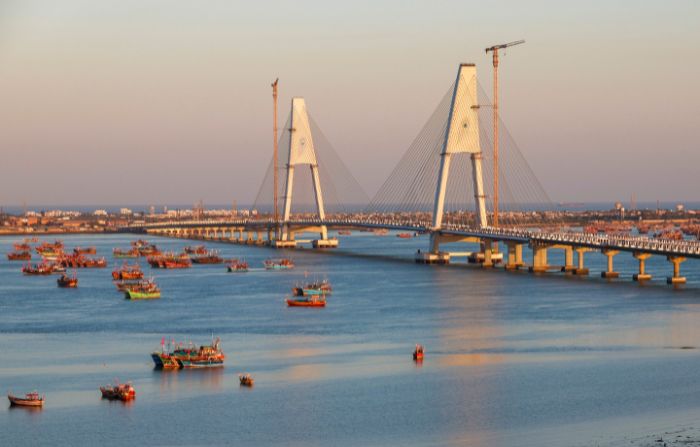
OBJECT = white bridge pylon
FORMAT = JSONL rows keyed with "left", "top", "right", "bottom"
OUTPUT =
{"left": 280, "top": 97, "right": 329, "bottom": 243}
{"left": 426, "top": 63, "right": 489, "bottom": 257}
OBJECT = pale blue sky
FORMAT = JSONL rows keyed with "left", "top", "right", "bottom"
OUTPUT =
{"left": 0, "top": 0, "right": 698, "bottom": 206}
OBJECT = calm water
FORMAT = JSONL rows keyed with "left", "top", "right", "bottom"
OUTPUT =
{"left": 1, "top": 233, "right": 700, "bottom": 446}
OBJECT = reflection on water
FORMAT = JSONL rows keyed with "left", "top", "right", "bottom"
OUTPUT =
{"left": 154, "top": 367, "right": 225, "bottom": 394}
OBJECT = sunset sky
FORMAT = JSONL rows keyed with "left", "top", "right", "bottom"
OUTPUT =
{"left": 0, "top": 0, "right": 698, "bottom": 207}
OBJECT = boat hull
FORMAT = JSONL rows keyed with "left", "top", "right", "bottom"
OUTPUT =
{"left": 125, "top": 290, "right": 161, "bottom": 300}
{"left": 8, "top": 395, "right": 44, "bottom": 407}
{"left": 286, "top": 299, "right": 326, "bottom": 307}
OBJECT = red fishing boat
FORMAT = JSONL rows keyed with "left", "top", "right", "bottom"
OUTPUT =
{"left": 7, "top": 251, "right": 31, "bottom": 261}
{"left": 22, "top": 262, "right": 54, "bottom": 275}
{"left": 286, "top": 295, "right": 326, "bottom": 307}
{"left": 13, "top": 243, "right": 31, "bottom": 251}
{"left": 8, "top": 391, "right": 44, "bottom": 407}
{"left": 227, "top": 259, "right": 249, "bottom": 272}
{"left": 112, "top": 263, "right": 144, "bottom": 280}
{"left": 57, "top": 273, "right": 78, "bottom": 288}
{"left": 413, "top": 344, "right": 424, "bottom": 361}
{"left": 100, "top": 382, "right": 136, "bottom": 401}
{"left": 184, "top": 245, "right": 207, "bottom": 255}
{"left": 73, "top": 246, "right": 96, "bottom": 255}
{"left": 239, "top": 374, "right": 254, "bottom": 387}
{"left": 191, "top": 250, "right": 223, "bottom": 264}
{"left": 397, "top": 232, "right": 414, "bottom": 238}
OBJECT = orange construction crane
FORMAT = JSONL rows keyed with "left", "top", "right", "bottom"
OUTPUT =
{"left": 485, "top": 39, "right": 524, "bottom": 229}
{"left": 272, "top": 78, "right": 279, "bottom": 224}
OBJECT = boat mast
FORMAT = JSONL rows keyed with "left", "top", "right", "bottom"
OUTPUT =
{"left": 272, "top": 78, "right": 279, "bottom": 224}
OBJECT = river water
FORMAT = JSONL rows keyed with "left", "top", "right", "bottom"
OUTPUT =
{"left": 1, "top": 233, "right": 699, "bottom": 446}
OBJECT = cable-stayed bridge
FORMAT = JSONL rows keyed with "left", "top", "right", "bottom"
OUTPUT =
{"left": 126, "top": 63, "right": 700, "bottom": 285}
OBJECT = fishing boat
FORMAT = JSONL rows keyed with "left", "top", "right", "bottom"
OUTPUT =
{"left": 264, "top": 258, "right": 294, "bottom": 270}
{"left": 112, "top": 263, "right": 143, "bottom": 280}
{"left": 151, "top": 337, "right": 225, "bottom": 369}
{"left": 57, "top": 273, "right": 78, "bottom": 288}
{"left": 337, "top": 230, "right": 351, "bottom": 236}
{"left": 22, "top": 262, "right": 54, "bottom": 275}
{"left": 397, "top": 232, "right": 414, "bottom": 238}
{"left": 227, "top": 259, "right": 249, "bottom": 272}
{"left": 413, "top": 344, "right": 424, "bottom": 361}
{"left": 125, "top": 287, "right": 161, "bottom": 300}
{"left": 292, "top": 279, "right": 332, "bottom": 297}
{"left": 73, "top": 246, "right": 96, "bottom": 255}
{"left": 286, "top": 295, "right": 326, "bottom": 307}
{"left": 115, "top": 278, "right": 155, "bottom": 292}
{"left": 7, "top": 251, "right": 31, "bottom": 261}
{"left": 113, "top": 248, "right": 139, "bottom": 258}
{"left": 239, "top": 374, "right": 254, "bottom": 387}
{"left": 100, "top": 382, "right": 136, "bottom": 401}
{"left": 148, "top": 253, "right": 191, "bottom": 269}
{"left": 184, "top": 245, "right": 207, "bottom": 255}
{"left": 13, "top": 243, "right": 31, "bottom": 251}
{"left": 8, "top": 392, "right": 44, "bottom": 407}
{"left": 191, "top": 250, "right": 223, "bottom": 264}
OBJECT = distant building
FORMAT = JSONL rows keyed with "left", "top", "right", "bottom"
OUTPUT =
{"left": 94, "top": 209, "right": 108, "bottom": 216}
{"left": 120, "top": 208, "right": 133, "bottom": 215}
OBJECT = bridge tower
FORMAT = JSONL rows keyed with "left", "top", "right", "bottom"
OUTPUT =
{"left": 276, "top": 97, "right": 336, "bottom": 248}
{"left": 417, "top": 63, "right": 489, "bottom": 263}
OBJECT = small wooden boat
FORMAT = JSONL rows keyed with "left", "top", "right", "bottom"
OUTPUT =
{"left": 293, "top": 279, "right": 332, "bottom": 297}
{"left": 125, "top": 289, "right": 161, "bottom": 300}
{"left": 112, "top": 263, "right": 144, "bottom": 280}
{"left": 413, "top": 344, "right": 424, "bottom": 361}
{"left": 113, "top": 248, "right": 139, "bottom": 258}
{"left": 397, "top": 232, "right": 414, "bottom": 238}
{"left": 264, "top": 258, "right": 294, "bottom": 270}
{"left": 73, "top": 246, "right": 96, "bottom": 255}
{"left": 337, "top": 230, "right": 351, "bottom": 235}
{"left": 7, "top": 251, "right": 31, "bottom": 261}
{"left": 22, "top": 262, "right": 54, "bottom": 275}
{"left": 191, "top": 251, "right": 223, "bottom": 264}
{"left": 100, "top": 382, "right": 135, "bottom": 401}
{"left": 239, "top": 374, "right": 254, "bottom": 387}
{"left": 286, "top": 296, "right": 326, "bottom": 307}
{"left": 227, "top": 260, "right": 249, "bottom": 272}
{"left": 57, "top": 273, "right": 78, "bottom": 288}
{"left": 184, "top": 245, "right": 207, "bottom": 255}
{"left": 8, "top": 392, "right": 44, "bottom": 407}
{"left": 13, "top": 243, "right": 31, "bottom": 251}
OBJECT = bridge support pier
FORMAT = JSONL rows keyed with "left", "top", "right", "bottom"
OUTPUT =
{"left": 561, "top": 247, "right": 576, "bottom": 273}
{"left": 504, "top": 242, "right": 525, "bottom": 270}
{"left": 666, "top": 256, "right": 686, "bottom": 285}
{"left": 601, "top": 250, "right": 620, "bottom": 278}
{"left": 481, "top": 240, "right": 494, "bottom": 268}
{"left": 573, "top": 247, "right": 590, "bottom": 275}
{"left": 529, "top": 244, "right": 550, "bottom": 273}
{"left": 633, "top": 252, "right": 652, "bottom": 282}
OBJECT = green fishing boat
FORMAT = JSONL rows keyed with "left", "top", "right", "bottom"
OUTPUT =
{"left": 125, "top": 289, "right": 161, "bottom": 300}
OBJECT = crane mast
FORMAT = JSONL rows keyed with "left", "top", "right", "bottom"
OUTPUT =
{"left": 485, "top": 39, "right": 524, "bottom": 229}
{"left": 272, "top": 78, "right": 279, "bottom": 225}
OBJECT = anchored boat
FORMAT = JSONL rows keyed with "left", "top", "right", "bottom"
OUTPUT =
{"left": 227, "top": 259, "right": 249, "bottom": 272}
{"left": 286, "top": 295, "right": 326, "bottom": 307}
{"left": 292, "top": 279, "right": 332, "bottom": 297}
{"left": 100, "top": 382, "right": 135, "bottom": 401}
{"left": 239, "top": 374, "right": 254, "bottom": 387}
{"left": 264, "top": 258, "right": 294, "bottom": 270}
{"left": 413, "top": 344, "right": 424, "bottom": 361}
{"left": 8, "top": 392, "right": 44, "bottom": 407}
{"left": 152, "top": 337, "right": 225, "bottom": 369}
{"left": 57, "top": 273, "right": 78, "bottom": 288}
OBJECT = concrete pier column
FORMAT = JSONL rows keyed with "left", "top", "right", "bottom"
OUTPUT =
{"left": 482, "top": 240, "right": 494, "bottom": 268}
{"left": 574, "top": 248, "right": 590, "bottom": 275}
{"left": 236, "top": 229, "right": 243, "bottom": 244}
{"left": 256, "top": 231, "right": 264, "bottom": 245}
{"left": 601, "top": 250, "right": 620, "bottom": 278}
{"left": 529, "top": 244, "right": 549, "bottom": 273}
{"left": 562, "top": 246, "right": 575, "bottom": 273}
{"left": 633, "top": 252, "right": 652, "bottom": 281}
{"left": 246, "top": 231, "right": 253, "bottom": 244}
{"left": 666, "top": 256, "right": 687, "bottom": 285}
